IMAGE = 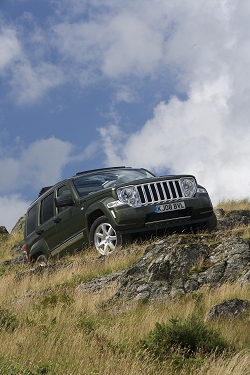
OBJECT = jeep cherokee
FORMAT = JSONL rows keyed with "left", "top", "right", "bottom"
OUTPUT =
{"left": 23, "top": 166, "right": 216, "bottom": 261}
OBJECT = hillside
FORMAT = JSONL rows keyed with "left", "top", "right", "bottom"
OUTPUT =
{"left": 1, "top": 200, "right": 250, "bottom": 374}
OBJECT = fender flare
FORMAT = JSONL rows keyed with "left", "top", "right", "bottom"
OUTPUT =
{"left": 29, "top": 239, "right": 50, "bottom": 261}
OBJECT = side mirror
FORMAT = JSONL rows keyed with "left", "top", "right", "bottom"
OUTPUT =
{"left": 55, "top": 195, "right": 74, "bottom": 207}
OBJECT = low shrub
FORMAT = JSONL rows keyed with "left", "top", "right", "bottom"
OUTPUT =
{"left": 140, "top": 315, "right": 229, "bottom": 360}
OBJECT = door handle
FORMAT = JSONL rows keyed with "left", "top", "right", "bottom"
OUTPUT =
{"left": 36, "top": 230, "right": 44, "bottom": 235}
{"left": 54, "top": 218, "right": 62, "bottom": 223}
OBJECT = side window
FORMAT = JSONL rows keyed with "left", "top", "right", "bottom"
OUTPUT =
{"left": 57, "top": 185, "right": 71, "bottom": 213}
{"left": 27, "top": 204, "right": 37, "bottom": 235}
{"left": 40, "top": 192, "right": 54, "bottom": 224}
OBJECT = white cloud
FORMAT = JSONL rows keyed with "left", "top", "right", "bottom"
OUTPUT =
{"left": 51, "top": 1, "right": 168, "bottom": 80}
{"left": 9, "top": 61, "right": 65, "bottom": 105}
{"left": 0, "top": 0, "right": 245, "bottom": 106}
{"left": 0, "top": 137, "right": 74, "bottom": 194}
{"left": 0, "top": 26, "right": 22, "bottom": 71}
{"left": 0, "top": 194, "right": 29, "bottom": 233}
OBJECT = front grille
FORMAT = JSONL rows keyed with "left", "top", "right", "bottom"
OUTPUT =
{"left": 136, "top": 179, "right": 184, "bottom": 205}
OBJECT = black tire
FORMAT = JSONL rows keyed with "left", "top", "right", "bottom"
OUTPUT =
{"left": 206, "top": 212, "right": 218, "bottom": 232}
{"left": 36, "top": 254, "right": 48, "bottom": 266}
{"left": 89, "top": 216, "right": 122, "bottom": 255}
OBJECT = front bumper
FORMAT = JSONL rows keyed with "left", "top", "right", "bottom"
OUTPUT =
{"left": 107, "top": 195, "right": 214, "bottom": 234}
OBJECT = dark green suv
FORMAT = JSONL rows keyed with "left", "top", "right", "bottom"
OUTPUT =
{"left": 23, "top": 166, "right": 216, "bottom": 261}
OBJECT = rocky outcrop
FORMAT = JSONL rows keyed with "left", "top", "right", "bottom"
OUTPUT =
{"left": 11, "top": 215, "right": 25, "bottom": 234}
{"left": 104, "top": 235, "right": 250, "bottom": 305}
{"left": 205, "top": 299, "right": 249, "bottom": 321}
{"left": 78, "top": 210, "right": 250, "bottom": 306}
{"left": 215, "top": 209, "right": 250, "bottom": 230}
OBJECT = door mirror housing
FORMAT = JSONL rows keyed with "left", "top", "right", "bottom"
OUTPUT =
{"left": 55, "top": 195, "right": 74, "bottom": 207}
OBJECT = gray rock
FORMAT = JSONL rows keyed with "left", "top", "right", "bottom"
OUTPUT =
{"left": 76, "top": 271, "right": 124, "bottom": 293}
{"left": 0, "top": 226, "right": 8, "bottom": 234}
{"left": 11, "top": 240, "right": 24, "bottom": 255}
{"left": 205, "top": 298, "right": 249, "bottom": 321}
{"left": 11, "top": 215, "right": 25, "bottom": 233}
{"left": 217, "top": 210, "right": 250, "bottom": 230}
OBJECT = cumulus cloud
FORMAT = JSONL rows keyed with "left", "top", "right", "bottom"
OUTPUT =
{"left": 0, "top": 25, "right": 22, "bottom": 71}
{"left": 0, "top": 195, "right": 29, "bottom": 232}
{"left": 9, "top": 62, "right": 65, "bottom": 105}
{"left": 0, "top": 137, "right": 74, "bottom": 194}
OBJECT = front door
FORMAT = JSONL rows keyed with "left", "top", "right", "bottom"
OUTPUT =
{"left": 52, "top": 184, "right": 85, "bottom": 257}
{"left": 38, "top": 191, "right": 58, "bottom": 255}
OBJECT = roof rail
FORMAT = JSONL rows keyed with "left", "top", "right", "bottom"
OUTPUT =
{"left": 75, "top": 166, "right": 129, "bottom": 176}
{"left": 39, "top": 186, "right": 53, "bottom": 197}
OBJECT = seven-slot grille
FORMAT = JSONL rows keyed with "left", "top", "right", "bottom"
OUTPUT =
{"left": 136, "top": 179, "right": 184, "bottom": 205}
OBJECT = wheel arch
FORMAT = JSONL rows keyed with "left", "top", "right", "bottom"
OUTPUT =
{"left": 87, "top": 209, "right": 105, "bottom": 232}
{"left": 29, "top": 239, "right": 49, "bottom": 262}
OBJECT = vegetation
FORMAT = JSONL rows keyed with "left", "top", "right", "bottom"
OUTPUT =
{"left": 0, "top": 199, "right": 250, "bottom": 374}
{"left": 216, "top": 198, "right": 250, "bottom": 211}
{"left": 140, "top": 316, "right": 229, "bottom": 360}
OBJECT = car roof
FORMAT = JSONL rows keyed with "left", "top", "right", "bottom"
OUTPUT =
{"left": 74, "top": 166, "right": 129, "bottom": 176}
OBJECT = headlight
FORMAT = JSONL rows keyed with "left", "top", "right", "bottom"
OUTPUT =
{"left": 180, "top": 177, "right": 197, "bottom": 198}
{"left": 116, "top": 186, "right": 141, "bottom": 207}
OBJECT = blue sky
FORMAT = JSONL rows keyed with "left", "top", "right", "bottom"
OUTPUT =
{"left": 1, "top": 0, "right": 250, "bottom": 231}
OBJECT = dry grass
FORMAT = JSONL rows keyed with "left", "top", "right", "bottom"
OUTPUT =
{"left": 215, "top": 198, "right": 250, "bottom": 211}
{"left": 1, "top": 200, "right": 250, "bottom": 374}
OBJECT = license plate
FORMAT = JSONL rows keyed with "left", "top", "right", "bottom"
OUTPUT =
{"left": 154, "top": 201, "right": 186, "bottom": 213}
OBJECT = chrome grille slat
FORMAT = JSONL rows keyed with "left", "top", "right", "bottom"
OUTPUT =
{"left": 141, "top": 185, "right": 148, "bottom": 204}
{"left": 148, "top": 184, "right": 154, "bottom": 202}
{"left": 167, "top": 181, "right": 173, "bottom": 199}
{"left": 136, "top": 179, "right": 184, "bottom": 206}
{"left": 154, "top": 183, "right": 161, "bottom": 201}
{"left": 160, "top": 182, "right": 167, "bottom": 200}
{"left": 172, "top": 181, "right": 179, "bottom": 198}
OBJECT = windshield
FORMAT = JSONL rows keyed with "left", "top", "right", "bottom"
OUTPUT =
{"left": 73, "top": 168, "right": 154, "bottom": 197}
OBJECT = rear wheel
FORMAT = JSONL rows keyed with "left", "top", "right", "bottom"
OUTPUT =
{"left": 36, "top": 254, "right": 47, "bottom": 266}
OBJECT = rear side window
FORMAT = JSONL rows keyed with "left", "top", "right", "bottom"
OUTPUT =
{"left": 27, "top": 204, "right": 37, "bottom": 235}
{"left": 40, "top": 193, "right": 54, "bottom": 224}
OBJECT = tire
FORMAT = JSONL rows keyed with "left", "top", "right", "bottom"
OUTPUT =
{"left": 206, "top": 212, "right": 218, "bottom": 232}
{"left": 36, "top": 254, "right": 48, "bottom": 266}
{"left": 89, "top": 216, "right": 122, "bottom": 255}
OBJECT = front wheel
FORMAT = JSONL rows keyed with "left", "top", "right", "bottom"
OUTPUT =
{"left": 89, "top": 216, "right": 132, "bottom": 255}
{"left": 90, "top": 216, "right": 121, "bottom": 255}
{"left": 206, "top": 212, "right": 217, "bottom": 232}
